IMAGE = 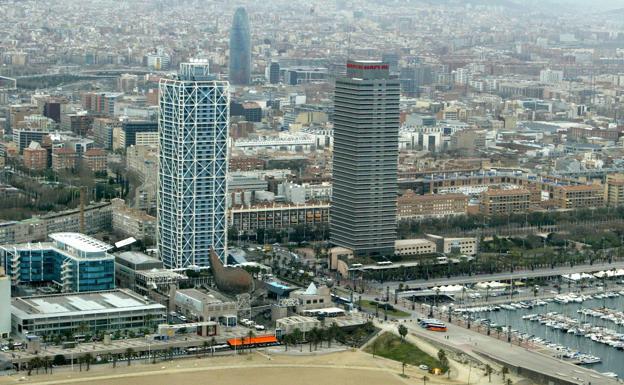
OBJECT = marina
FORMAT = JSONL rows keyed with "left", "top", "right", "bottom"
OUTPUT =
{"left": 453, "top": 290, "right": 624, "bottom": 379}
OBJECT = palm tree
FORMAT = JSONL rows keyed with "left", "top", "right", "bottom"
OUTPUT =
{"left": 27, "top": 358, "right": 37, "bottom": 376}
{"left": 372, "top": 338, "right": 380, "bottom": 358}
{"left": 502, "top": 366, "right": 509, "bottom": 381}
{"left": 310, "top": 327, "right": 321, "bottom": 351}
{"left": 328, "top": 323, "right": 340, "bottom": 348}
{"left": 292, "top": 328, "right": 303, "bottom": 352}
{"left": 76, "top": 322, "right": 89, "bottom": 340}
{"left": 485, "top": 364, "right": 492, "bottom": 382}
{"left": 125, "top": 348, "right": 134, "bottom": 366}
{"left": 247, "top": 330, "right": 255, "bottom": 353}
{"left": 41, "top": 356, "right": 51, "bottom": 374}
{"left": 210, "top": 337, "right": 217, "bottom": 357}
{"left": 283, "top": 334, "right": 290, "bottom": 351}
{"left": 84, "top": 353, "right": 93, "bottom": 371}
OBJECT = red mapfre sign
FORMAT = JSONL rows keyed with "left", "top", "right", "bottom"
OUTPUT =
{"left": 347, "top": 63, "right": 389, "bottom": 70}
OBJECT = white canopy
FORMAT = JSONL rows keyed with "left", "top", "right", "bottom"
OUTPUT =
{"left": 475, "top": 281, "right": 508, "bottom": 289}
{"left": 594, "top": 269, "right": 624, "bottom": 278}
{"left": 432, "top": 284, "right": 465, "bottom": 293}
{"left": 562, "top": 272, "right": 594, "bottom": 281}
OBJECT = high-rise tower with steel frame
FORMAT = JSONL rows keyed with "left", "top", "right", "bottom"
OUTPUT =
{"left": 330, "top": 60, "right": 400, "bottom": 257}
{"left": 158, "top": 61, "right": 230, "bottom": 269}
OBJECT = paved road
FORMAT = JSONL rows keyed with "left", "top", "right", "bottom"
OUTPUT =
{"left": 370, "top": 302, "right": 619, "bottom": 385}
{"left": 407, "top": 320, "right": 617, "bottom": 385}
{"left": 371, "top": 261, "right": 624, "bottom": 291}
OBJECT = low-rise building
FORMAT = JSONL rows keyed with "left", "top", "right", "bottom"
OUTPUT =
{"left": 394, "top": 239, "right": 437, "bottom": 256}
{"left": 22, "top": 141, "right": 48, "bottom": 170}
{"left": 605, "top": 174, "right": 624, "bottom": 207}
{"left": 51, "top": 147, "right": 78, "bottom": 171}
{"left": 276, "top": 315, "right": 321, "bottom": 335}
{"left": 82, "top": 148, "right": 107, "bottom": 173}
{"left": 60, "top": 111, "right": 92, "bottom": 136}
{"left": 229, "top": 202, "right": 329, "bottom": 233}
{"left": 111, "top": 198, "right": 156, "bottom": 242}
{"left": 553, "top": 184, "right": 605, "bottom": 209}
{"left": 11, "top": 289, "right": 165, "bottom": 337}
{"left": 134, "top": 131, "right": 159, "bottom": 146}
{"left": 0, "top": 232, "right": 115, "bottom": 293}
{"left": 426, "top": 234, "right": 478, "bottom": 255}
{"left": 0, "top": 202, "right": 111, "bottom": 245}
{"left": 289, "top": 283, "right": 332, "bottom": 314}
{"left": 0, "top": 268, "right": 10, "bottom": 338}
{"left": 480, "top": 188, "right": 531, "bottom": 216}
{"left": 172, "top": 288, "right": 238, "bottom": 325}
{"left": 397, "top": 190, "right": 468, "bottom": 220}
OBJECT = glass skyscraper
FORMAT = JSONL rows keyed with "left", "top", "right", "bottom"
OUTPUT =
{"left": 330, "top": 60, "right": 400, "bottom": 257}
{"left": 158, "top": 61, "right": 230, "bottom": 270}
{"left": 229, "top": 7, "right": 251, "bottom": 85}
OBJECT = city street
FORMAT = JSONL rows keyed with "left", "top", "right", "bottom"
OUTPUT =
{"left": 370, "top": 261, "right": 624, "bottom": 291}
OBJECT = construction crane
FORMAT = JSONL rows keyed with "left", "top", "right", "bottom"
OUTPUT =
{"left": 79, "top": 186, "right": 87, "bottom": 234}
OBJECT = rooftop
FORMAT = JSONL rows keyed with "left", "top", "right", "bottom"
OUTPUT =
{"left": 276, "top": 315, "right": 318, "bottom": 325}
{"left": 482, "top": 188, "right": 531, "bottom": 196}
{"left": 395, "top": 239, "right": 435, "bottom": 247}
{"left": 83, "top": 148, "right": 106, "bottom": 156}
{"left": 176, "top": 288, "right": 223, "bottom": 304}
{"left": 50, "top": 232, "right": 113, "bottom": 253}
{"left": 12, "top": 289, "right": 165, "bottom": 318}
{"left": 117, "top": 251, "right": 161, "bottom": 266}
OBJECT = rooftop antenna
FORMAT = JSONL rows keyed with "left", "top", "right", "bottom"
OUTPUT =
{"left": 347, "top": 30, "right": 352, "bottom": 60}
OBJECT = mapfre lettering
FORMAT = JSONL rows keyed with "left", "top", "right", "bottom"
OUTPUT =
{"left": 347, "top": 63, "right": 389, "bottom": 70}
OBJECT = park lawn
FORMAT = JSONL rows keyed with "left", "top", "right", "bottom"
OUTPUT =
{"left": 365, "top": 332, "right": 444, "bottom": 371}
{"left": 360, "top": 300, "right": 411, "bottom": 318}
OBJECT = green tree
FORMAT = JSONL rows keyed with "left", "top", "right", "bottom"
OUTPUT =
{"left": 211, "top": 337, "right": 217, "bottom": 357}
{"left": 282, "top": 334, "right": 290, "bottom": 351}
{"left": 53, "top": 354, "right": 66, "bottom": 367}
{"left": 125, "top": 348, "right": 134, "bottom": 366}
{"left": 247, "top": 329, "right": 256, "bottom": 353}
{"left": 398, "top": 324, "right": 408, "bottom": 341}
{"left": 27, "top": 357, "right": 40, "bottom": 376}
{"left": 372, "top": 337, "right": 381, "bottom": 358}
{"left": 327, "top": 323, "right": 340, "bottom": 348}
{"left": 502, "top": 366, "right": 509, "bottom": 381}
{"left": 41, "top": 356, "right": 51, "bottom": 374}
{"left": 437, "top": 349, "right": 449, "bottom": 371}
{"left": 83, "top": 353, "right": 93, "bottom": 371}
{"left": 485, "top": 363, "right": 492, "bottom": 382}
{"left": 292, "top": 328, "right": 303, "bottom": 352}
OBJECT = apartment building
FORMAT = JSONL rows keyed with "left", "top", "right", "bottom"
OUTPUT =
{"left": 398, "top": 190, "right": 468, "bottom": 220}
{"left": 480, "top": 188, "right": 531, "bottom": 216}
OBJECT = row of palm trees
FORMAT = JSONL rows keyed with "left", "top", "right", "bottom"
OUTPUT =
{"left": 282, "top": 323, "right": 344, "bottom": 352}
{"left": 26, "top": 337, "right": 224, "bottom": 376}
{"left": 26, "top": 356, "right": 52, "bottom": 376}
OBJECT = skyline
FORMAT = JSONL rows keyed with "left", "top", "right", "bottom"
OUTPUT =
{"left": 2, "top": 0, "right": 624, "bottom": 383}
